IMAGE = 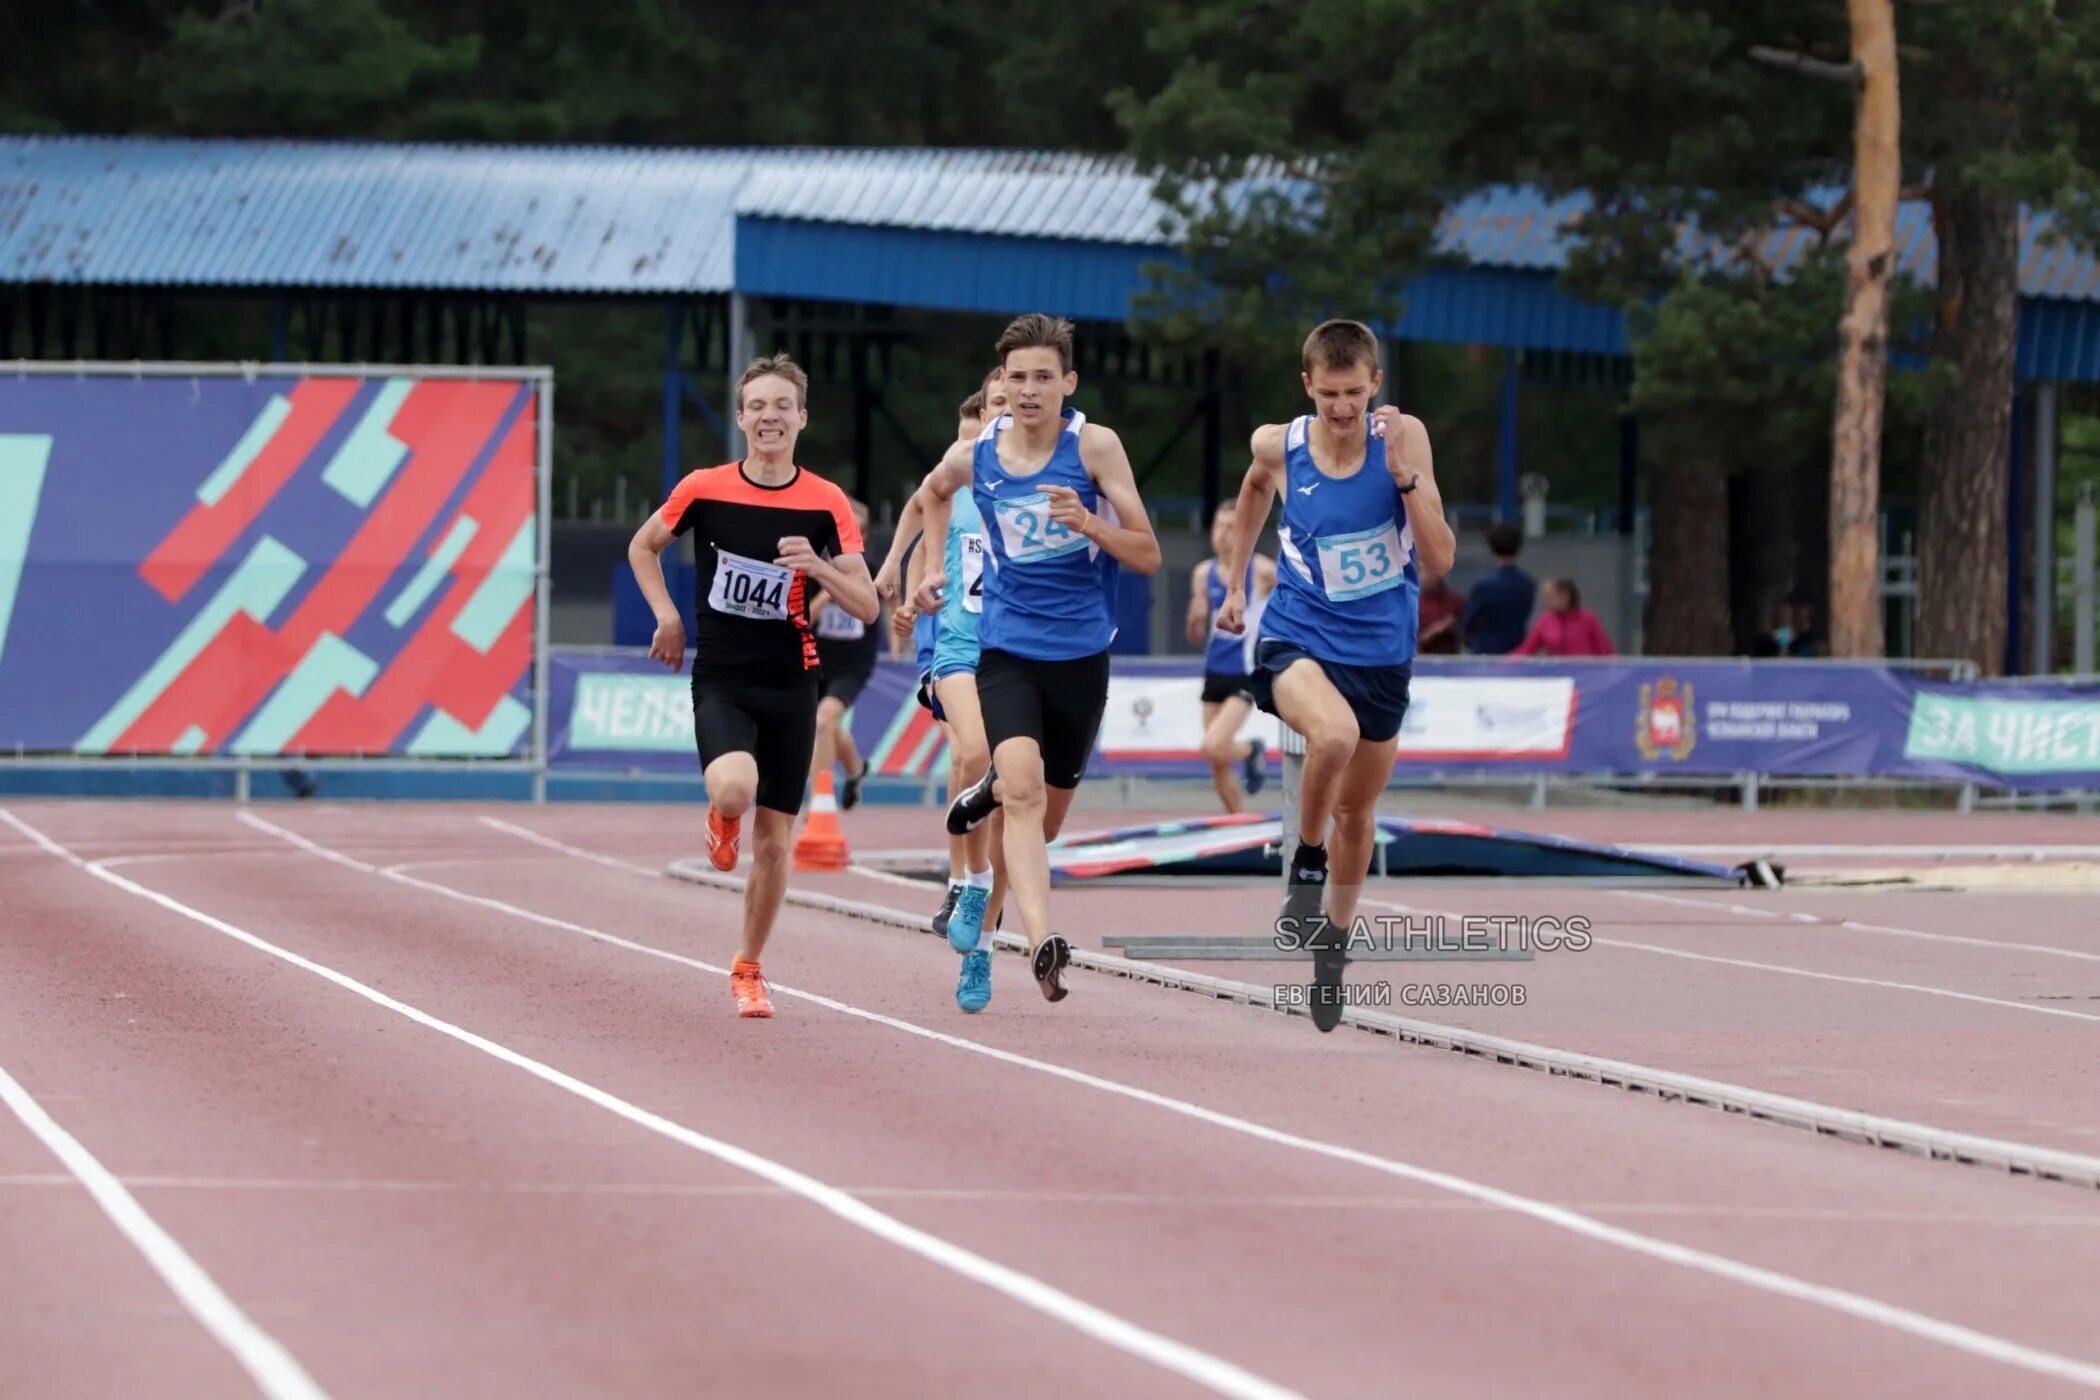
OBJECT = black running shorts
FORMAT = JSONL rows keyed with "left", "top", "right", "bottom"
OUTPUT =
{"left": 692, "top": 671, "right": 820, "bottom": 815}
{"left": 975, "top": 647, "right": 1110, "bottom": 791}
{"left": 1200, "top": 670, "right": 1254, "bottom": 706}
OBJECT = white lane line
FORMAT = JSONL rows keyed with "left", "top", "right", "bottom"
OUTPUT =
{"left": 1618, "top": 890, "right": 2100, "bottom": 964}
{"left": 254, "top": 811, "right": 2100, "bottom": 1389}
{"left": 848, "top": 863, "right": 944, "bottom": 893}
{"left": 0, "top": 1058, "right": 327, "bottom": 1400}
{"left": 1649, "top": 845, "right": 2100, "bottom": 859}
{"left": 3, "top": 808, "right": 1298, "bottom": 1400}
{"left": 1365, "top": 896, "right": 2100, "bottom": 1025}
{"left": 2, "top": 1173, "right": 2099, "bottom": 1225}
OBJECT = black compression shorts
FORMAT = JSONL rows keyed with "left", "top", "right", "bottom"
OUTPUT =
{"left": 818, "top": 660, "right": 873, "bottom": 708}
{"left": 974, "top": 647, "right": 1110, "bottom": 790}
{"left": 692, "top": 671, "right": 819, "bottom": 815}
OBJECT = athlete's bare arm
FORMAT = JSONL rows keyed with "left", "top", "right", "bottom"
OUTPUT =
{"left": 785, "top": 544, "right": 879, "bottom": 625}
{"left": 1215, "top": 425, "right": 1287, "bottom": 635}
{"left": 875, "top": 490, "right": 928, "bottom": 603}
{"left": 1068, "top": 424, "right": 1161, "bottom": 575}
{"left": 1373, "top": 406, "right": 1456, "bottom": 580}
{"left": 628, "top": 512, "right": 684, "bottom": 670}
{"left": 1186, "top": 559, "right": 1214, "bottom": 647}
{"left": 909, "top": 440, "right": 974, "bottom": 611}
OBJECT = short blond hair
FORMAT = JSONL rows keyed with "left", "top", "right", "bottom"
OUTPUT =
{"left": 737, "top": 353, "right": 808, "bottom": 410}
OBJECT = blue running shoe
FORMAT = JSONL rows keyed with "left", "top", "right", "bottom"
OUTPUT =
{"left": 1242, "top": 740, "right": 1267, "bottom": 796}
{"left": 957, "top": 950, "right": 992, "bottom": 1013}
{"left": 948, "top": 883, "right": 990, "bottom": 954}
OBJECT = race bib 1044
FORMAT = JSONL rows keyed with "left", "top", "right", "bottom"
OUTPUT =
{"left": 994, "top": 493, "right": 1089, "bottom": 565}
{"left": 708, "top": 548, "right": 794, "bottom": 621}
{"left": 960, "top": 533, "right": 988, "bottom": 613}
{"left": 1315, "top": 522, "right": 1407, "bottom": 603}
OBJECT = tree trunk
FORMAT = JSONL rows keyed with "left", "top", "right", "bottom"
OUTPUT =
{"left": 1916, "top": 179, "right": 2021, "bottom": 675}
{"left": 1646, "top": 454, "right": 1733, "bottom": 654}
{"left": 1828, "top": 0, "right": 1898, "bottom": 658}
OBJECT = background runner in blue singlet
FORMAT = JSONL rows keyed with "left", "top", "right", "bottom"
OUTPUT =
{"left": 1185, "top": 499, "right": 1276, "bottom": 813}
{"left": 911, "top": 314, "right": 1162, "bottom": 1005}
{"left": 876, "top": 373, "right": 1012, "bottom": 1013}
{"left": 1216, "top": 320, "right": 1457, "bottom": 1031}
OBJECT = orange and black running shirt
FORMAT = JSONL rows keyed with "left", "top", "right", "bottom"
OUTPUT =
{"left": 659, "top": 462, "right": 865, "bottom": 683}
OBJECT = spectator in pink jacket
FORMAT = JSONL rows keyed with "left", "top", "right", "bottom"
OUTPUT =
{"left": 1510, "top": 578, "right": 1615, "bottom": 657}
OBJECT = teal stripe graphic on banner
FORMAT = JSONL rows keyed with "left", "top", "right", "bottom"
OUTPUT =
{"left": 321, "top": 379, "right": 415, "bottom": 507}
{"left": 0, "top": 435, "right": 53, "bottom": 671}
{"left": 76, "top": 537, "right": 308, "bottom": 754}
{"left": 450, "top": 516, "right": 536, "bottom": 652}
{"left": 196, "top": 395, "right": 292, "bottom": 506}
{"left": 385, "top": 515, "right": 479, "bottom": 628}
{"left": 407, "top": 695, "right": 532, "bottom": 757}
{"left": 230, "top": 633, "right": 380, "bottom": 756}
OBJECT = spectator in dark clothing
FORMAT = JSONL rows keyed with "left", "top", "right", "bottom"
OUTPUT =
{"left": 1462, "top": 521, "right": 1536, "bottom": 654}
{"left": 1417, "top": 572, "right": 1463, "bottom": 654}
{"left": 1751, "top": 596, "right": 1819, "bottom": 658}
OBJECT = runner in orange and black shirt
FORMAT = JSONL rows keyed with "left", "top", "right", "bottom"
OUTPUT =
{"left": 629, "top": 353, "right": 877, "bottom": 1020}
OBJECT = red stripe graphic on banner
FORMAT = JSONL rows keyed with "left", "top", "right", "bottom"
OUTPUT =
{"left": 287, "top": 403, "right": 535, "bottom": 752}
{"left": 139, "top": 379, "right": 360, "bottom": 603}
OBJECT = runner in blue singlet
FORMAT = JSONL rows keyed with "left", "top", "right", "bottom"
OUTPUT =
{"left": 910, "top": 314, "right": 1163, "bottom": 1006}
{"left": 875, "top": 372, "right": 1012, "bottom": 1012}
{"left": 1215, "top": 320, "right": 1457, "bottom": 1032}
{"left": 1185, "top": 500, "right": 1277, "bottom": 813}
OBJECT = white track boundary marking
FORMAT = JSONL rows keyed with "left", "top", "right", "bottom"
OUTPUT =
{"left": 1364, "top": 896, "right": 2100, "bottom": 1025}
{"left": 0, "top": 1057, "right": 326, "bottom": 1400}
{"left": 474, "top": 818, "right": 2100, "bottom": 1187}
{"left": 4, "top": 1172, "right": 2100, "bottom": 1224}
{"left": 0, "top": 809, "right": 1298, "bottom": 1400}
{"left": 1650, "top": 844, "right": 2100, "bottom": 859}
{"left": 231, "top": 811, "right": 2100, "bottom": 1388}
{"left": 1619, "top": 889, "right": 2100, "bottom": 964}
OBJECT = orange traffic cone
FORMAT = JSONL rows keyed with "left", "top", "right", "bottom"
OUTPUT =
{"left": 794, "top": 771, "right": 851, "bottom": 870}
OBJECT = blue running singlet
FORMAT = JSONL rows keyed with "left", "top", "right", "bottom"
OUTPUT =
{"left": 972, "top": 408, "right": 1121, "bottom": 661}
{"left": 1256, "top": 415, "right": 1419, "bottom": 665}
{"left": 1203, "top": 557, "right": 1259, "bottom": 676}
{"left": 930, "top": 487, "right": 987, "bottom": 678}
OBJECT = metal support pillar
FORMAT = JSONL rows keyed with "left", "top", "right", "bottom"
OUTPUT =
{"left": 2076, "top": 480, "right": 2096, "bottom": 676}
{"left": 1279, "top": 723, "right": 1307, "bottom": 896}
{"left": 1498, "top": 351, "right": 1520, "bottom": 521}
{"left": 2007, "top": 389, "right": 2027, "bottom": 676}
{"left": 662, "top": 301, "right": 683, "bottom": 503}
{"left": 726, "top": 292, "right": 751, "bottom": 460}
{"left": 2034, "top": 382, "right": 2059, "bottom": 675}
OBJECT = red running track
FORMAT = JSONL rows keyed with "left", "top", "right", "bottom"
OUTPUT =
{"left": 4, "top": 798, "right": 2100, "bottom": 1399}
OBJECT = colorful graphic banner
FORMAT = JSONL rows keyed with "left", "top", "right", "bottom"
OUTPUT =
{"left": 0, "top": 371, "right": 540, "bottom": 757}
{"left": 543, "top": 653, "right": 2100, "bottom": 792}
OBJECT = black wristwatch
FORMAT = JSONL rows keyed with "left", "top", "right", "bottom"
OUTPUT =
{"left": 1395, "top": 472, "right": 1421, "bottom": 495}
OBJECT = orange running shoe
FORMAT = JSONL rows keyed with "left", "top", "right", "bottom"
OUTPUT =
{"left": 729, "top": 958, "right": 773, "bottom": 1018}
{"left": 706, "top": 804, "right": 741, "bottom": 872}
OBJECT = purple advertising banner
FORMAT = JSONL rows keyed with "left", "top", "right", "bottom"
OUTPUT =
{"left": 544, "top": 652, "right": 2100, "bottom": 792}
{"left": 0, "top": 372, "right": 540, "bottom": 758}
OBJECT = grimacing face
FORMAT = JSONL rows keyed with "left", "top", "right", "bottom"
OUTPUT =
{"left": 1210, "top": 505, "right": 1237, "bottom": 558}
{"left": 737, "top": 373, "right": 807, "bottom": 459}
{"left": 1301, "top": 360, "right": 1382, "bottom": 436}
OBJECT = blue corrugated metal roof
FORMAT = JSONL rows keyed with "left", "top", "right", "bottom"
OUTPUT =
{"left": 0, "top": 135, "right": 795, "bottom": 291}
{"left": 6, "top": 135, "right": 2099, "bottom": 318}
